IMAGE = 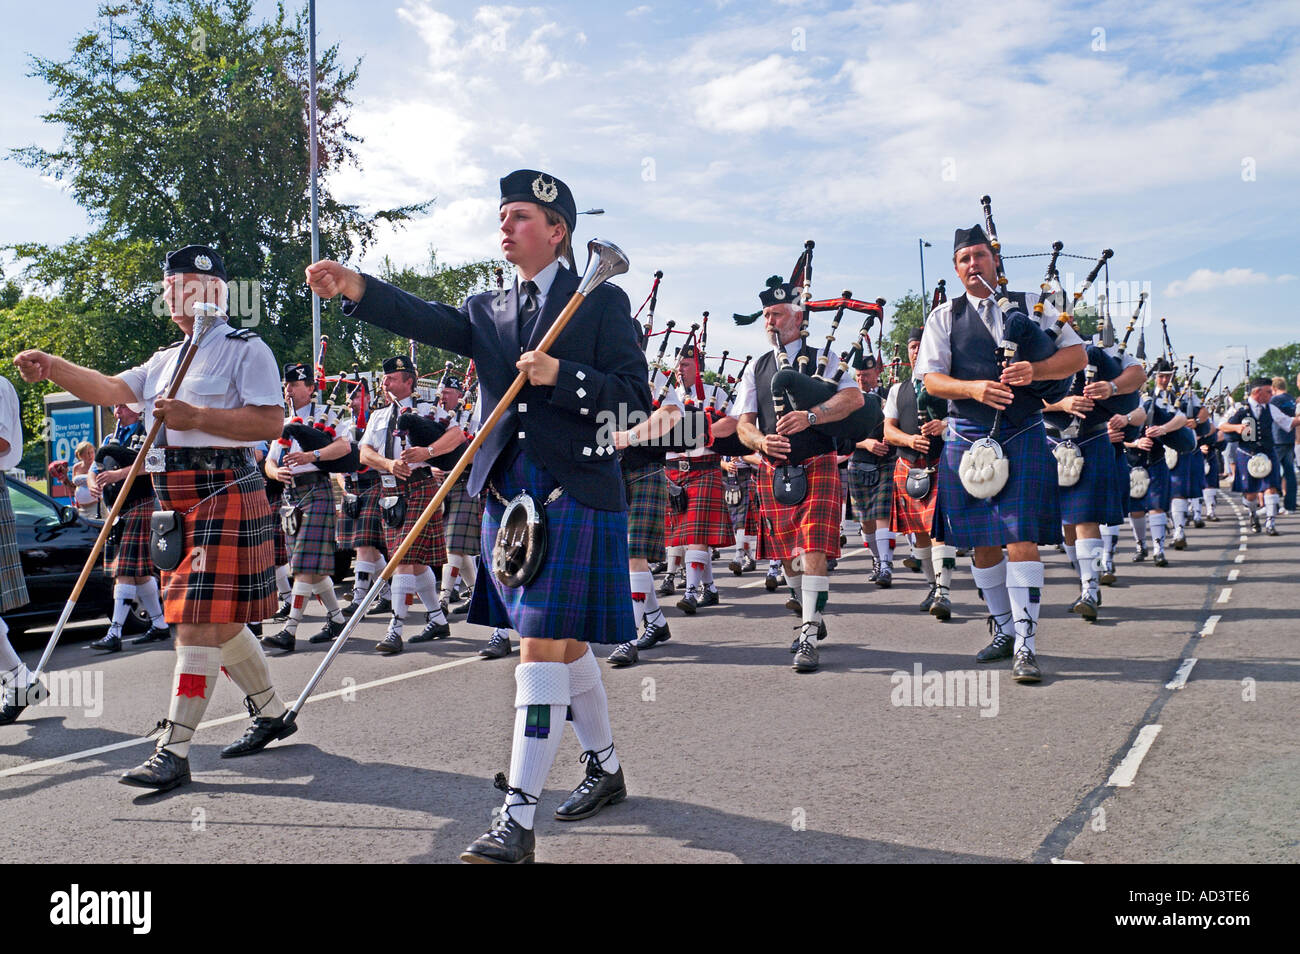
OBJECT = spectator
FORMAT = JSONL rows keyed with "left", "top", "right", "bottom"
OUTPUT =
{"left": 1271, "top": 377, "right": 1297, "bottom": 511}
{"left": 70, "top": 440, "right": 100, "bottom": 517}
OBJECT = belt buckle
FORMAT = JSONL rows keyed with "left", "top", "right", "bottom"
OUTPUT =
{"left": 144, "top": 448, "right": 165, "bottom": 473}
{"left": 677, "top": 459, "right": 690, "bottom": 473}
{"left": 381, "top": 474, "right": 397, "bottom": 490}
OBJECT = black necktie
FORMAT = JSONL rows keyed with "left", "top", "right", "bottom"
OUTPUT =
{"left": 519, "top": 280, "right": 539, "bottom": 346}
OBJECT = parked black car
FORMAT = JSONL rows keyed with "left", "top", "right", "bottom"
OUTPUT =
{"left": 3, "top": 475, "right": 148, "bottom": 639}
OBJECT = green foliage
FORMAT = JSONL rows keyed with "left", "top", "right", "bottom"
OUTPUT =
{"left": 881, "top": 290, "right": 925, "bottom": 383}
{"left": 1255, "top": 342, "right": 1300, "bottom": 390}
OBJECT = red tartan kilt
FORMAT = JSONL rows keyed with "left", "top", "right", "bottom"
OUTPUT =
{"left": 384, "top": 472, "right": 447, "bottom": 567}
{"left": 151, "top": 467, "right": 277, "bottom": 625}
{"left": 890, "top": 458, "right": 939, "bottom": 535}
{"left": 104, "top": 496, "right": 156, "bottom": 577}
{"left": 664, "top": 459, "right": 735, "bottom": 547}
{"left": 755, "top": 453, "right": 843, "bottom": 560}
{"left": 272, "top": 523, "right": 288, "bottom": 565}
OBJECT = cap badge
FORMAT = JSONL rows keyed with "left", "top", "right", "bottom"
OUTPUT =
{"left": 532, "top": 174, "right": 559, "bottom": 203}
{"left": 194, "top": 253, "right": 212, "bottom": 272}
{"left": 773, "top": 287, "right": 786, "bottom": 301}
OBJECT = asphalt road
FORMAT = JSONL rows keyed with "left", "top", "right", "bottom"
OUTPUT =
{"left": 2, "top": 495, "right": 1295, "bottom": 864}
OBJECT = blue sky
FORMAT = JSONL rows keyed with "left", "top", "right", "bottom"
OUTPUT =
{"left": 3, "top": 0, "right": 1299, "bottom": 391}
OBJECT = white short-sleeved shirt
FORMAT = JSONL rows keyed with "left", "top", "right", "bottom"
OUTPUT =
{"left": 116, "top": 319, "right": 282, "bottom": 448}
{"left": 668, "top": 381, "right": 732, "bottom": 459}
{"left": 914, "top": 289, "right": 1083, "bottom": 378}
{"left": 0, "top": 376, "right": 22, "bottom": 471}
{"left": 272, "top": 401, "right": 341, "bottom": 475}
{"left": 732, "top": 339, "right": 858, "bottom": 418}
{"left": 359, "top": 396, "right": 439, "bottom": 470}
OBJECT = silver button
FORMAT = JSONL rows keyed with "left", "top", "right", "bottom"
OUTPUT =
{"left": 582, "top": 446, "right": 592, "bottom": 456}
{"left": 575, "top": 370, "right": 586, "bottom": 381}
{"left": 518, "top": 403, "right": 527, "bottom": 412}
{"left": 517, "top": 431, "right": 525, "bottom": 439}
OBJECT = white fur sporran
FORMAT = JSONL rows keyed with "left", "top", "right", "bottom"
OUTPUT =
{"left": 1164, "top": 445, "right": 1179, "bottom": 471}
{"left": 1053, "top": 440, "right": 1084, "bottom": 487}
{"left": 1247, "top": 452, "right": 1273, "bottom": 479}
{"left": 1129, "top": 466, "right": 1151, "bottom": 499}
{"left": 959, "top": 437, "right": 1010, "bottom": 499}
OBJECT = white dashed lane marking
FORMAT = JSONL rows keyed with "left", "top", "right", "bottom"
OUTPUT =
{"left": 1108, "top": 725, "right": 1163, "bottom": 788}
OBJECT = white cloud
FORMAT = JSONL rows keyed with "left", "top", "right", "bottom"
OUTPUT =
{"left": 626, "top": 5, "right": 651, "bottom": 16}
{"left": 691, "top": 54, "right": 814, "bottom": 133}
{"left": 1164, "top": 268, "right": 1277, "bottom": 297}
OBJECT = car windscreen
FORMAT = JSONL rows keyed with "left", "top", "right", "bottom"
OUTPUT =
{"left": 5, "top": 479, "right": 59, "bottom": 523}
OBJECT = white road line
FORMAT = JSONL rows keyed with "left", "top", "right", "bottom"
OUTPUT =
{"left": 1217, "top": 587, "right": 1232, "bottom": 604}
{"left": 1228, "top": 569, "right": 1240, "bottom": 582}
{"left": 739, "top": 549, "right": 869, "bottom": 588}
{"left": 1200, "top": 615, "right": 1221, "bottom": 636}
{"left": 0, "top": 654, "right": 480, "bottom": 779}
{"left": 1050, "top": 857, "right": 1084, "bottom": 864}
{"left": 1108, "top": 724, "right": 1163, "bottom": 787}
{"left": 1165, "top": 658, "right": 1197, "bottom": 690}
{"left": 1239, "top": 543, "right": 1247, "bottom": 551}
{"left": 1234, "top": 554, "right": 1245, "bottom": 563}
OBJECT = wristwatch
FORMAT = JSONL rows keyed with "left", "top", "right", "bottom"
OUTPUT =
{"left": 806, "top": 410, "right": 818, "bottom": 427}
{"left": 312, "top": 449, "right": 321, "bottom": 462}
{"left": 1109, "top": 381, "right": 1119, "bottom": 396}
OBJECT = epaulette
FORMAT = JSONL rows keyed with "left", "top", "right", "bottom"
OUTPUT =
{"left": 226, "top": 328, "right": 260, "bottom": 341}
{"left": 157, "top": 340, "right": 185, "bottom": 353}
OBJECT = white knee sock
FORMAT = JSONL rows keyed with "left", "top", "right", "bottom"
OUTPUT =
{"left": 136, "top": 578, "right": 166, "bottom": 626}
{"left": 440, "top": 560, "right": 460, "bottom": 600}
{"left": 312, "top": 578, "right": 344, "bottom": 621}
{"left": 220, "top": 627, "right": 285, "bottom": 719}
{"left": 801, "top": 575, "right": 829, "bottom": 629}
{"left": 109, "top": 582, "right": 137, "bottom": 635}
{"left": 505, "top": 662, "right": 570, "bottom": 829}
{"left": 916, "top": 546, "right": 935, "bottom": 584}
{"left": 971, "top": 559, "right": 1011, "bottom": 634}
{"left": 0, "top": 619, "right": 35, "bottom": 695}
{"left": 458, "top": 553, "right": 477, "bottom": 591}
{"left": 283, "top": 579, "right": 314, "bottom": 635}
{"left": 1202, "top": 488, "right": 1216, "bottom": 513}
{"left": 684, "top": 548, "right": 709, "bottom": 595}
{"left": 1171, "top": 498, "right": 1189, "bottom": 533}
{"left": 566, "top": 647, "right": 619, "bottom": 773}
{"left": 933, "top": 545, "right": 956, "bottom": 593}
{"left": 352, "top": 558, "right": 377, "bottom": 603}
{"left": 390, "top": 573, "right": 416, "bottom": 635}
{"left": 275, "top": 564, "right": 291, "bottom": 598}
{"left": 785, "top": 572, "right": 803, "bottom": 605}
{"left": 161, "top": 645, "right": 221, "bottom": 758}
{"left": 413, "top": 567, "right": 447, "bottom": 622}
{"left": 1077, "top": 538, "right": 1102, "bottom": 599}
{"left": 629, "top": 570, "right": 654, "bottom": 629}
{"left": 875, "top": 529, "right": 895, "bottom": 568}
{"left": 1063, "top": 544, "right": 1078, "bottom": 574}
{"left": 1150, "top": 512, "right": 1168, "bottom": 550}
{"left": 1130, "top": 515, "right": 1147, "bottom": 546}
{"left": 1005, "top": 560, "right": 1043, "bottom": 655}
{"left": 1191, "top": 497, "right": 1203, "bottom": 520}
{"left": 1101, "top": 525, "right": 1119, "bottom": 560}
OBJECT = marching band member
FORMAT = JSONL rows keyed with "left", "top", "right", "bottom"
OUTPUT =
{"left": 1220, "top": 377, "right": 1299, "bottom": 535}
{"left": 0, "top": 374, "right": 44, "bottom": 725}
{"left": 847, "top": 353, "right": 897, "bottom": 587}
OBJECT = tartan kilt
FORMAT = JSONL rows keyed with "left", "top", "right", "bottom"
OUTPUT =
{"left": 1232, "top": 448, "right": 1281, "bottom": 493}
{"left": 1051, "top": 431, "right": 1124, "bottom": 527}
{"left": 151, "top": 466, "right": 277, "bottom": 625}
{"left": 384, "top": 472, "right": 447, "bottom": 567}
{"left": 342, "top": 480, "right": 386, "bottom": 550}
{"left": 847, "top": 458, "right": 894, "bottom": 522}
{"left": 272, "top": 522, "right": 288, "bottom": 566}
{"left": 939, "top": 417, "right": 1062, "bottom": 548}
{"left": 285, "top": 481, "right": 337, "bottom": 577}
{"left": 624, "top": 462, "right": 667, "bottom": 562}
{"left": 1136, "top": 458, "right": 1172, "bottom": 511}
{"left": 104, "top": 495, "right": 157, "bottom": 578}
{"left": 1204, "top": 447, "right": 1221, "bottom": 485}
{"left": 1168, "top": 450, "right": 1200, "bottom": 498}
{"left": 755, "top": 452, "right": 843, "bottom": 560}
{"left": 665, "top": 458, "right": 735, "bottom": 547}
{"left": 890, "top": 458, "right": 939, "bottom": 535}
{"left": 443, "top": 477, "right": 483, "bottom": 555}
{"left": 0, "top": 482, "right": 29, "bottom": 613}
{"left": 468, "top": 452, "right": 634, "bottom": 644}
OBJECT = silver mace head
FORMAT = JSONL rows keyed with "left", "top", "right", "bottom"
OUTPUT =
{"left": 577, "top": 238, "right": 630, "bottom": 296}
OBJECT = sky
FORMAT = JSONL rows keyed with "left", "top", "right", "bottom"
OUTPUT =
{"left": 3, "top": 0, "right": 1299, "bottom": 393}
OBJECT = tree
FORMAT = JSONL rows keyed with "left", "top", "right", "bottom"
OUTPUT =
{"left": 881, "top": 290, "right": 925, "bottom": 384}
{"left": 8, "top": 0, "right": 428, "bottom": 365}
{"left": 1256, "top": 342, "right": 1300, "bottom": 390}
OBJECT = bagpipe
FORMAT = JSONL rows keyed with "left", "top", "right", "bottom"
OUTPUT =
{"left": 395, "top": 359, "right": 474, "bottom": 471}
{"left": 94, "top": 424, "right": 151, "bottom": 508}
{"left": 766, "top": 241, "right": 886, "bottom": 445}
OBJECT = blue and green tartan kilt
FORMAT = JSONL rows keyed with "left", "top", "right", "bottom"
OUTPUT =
{"left": 1204, "top": 448, "right": 1221, "bottom": 486}
{"left": 1232, "top": 448, "right": 1282, "bottom": 493}
{"left": 0, "top": 482, "right": 29, "bottom": 613}
{"left": 1050, "top": 431, "right": 1124, "bottom": 527}
{"left": 1168, "top": 450, "right": 1199, "bottom": 498}
{"left": 443, "top": 477, "right": 483, "bottom": 555}
{"left": 1136, "top": 458, "right": 1172, "bottom": 512}
{"left": 285, "top": 481, "right": 337, "bottom": 577}
{"left": 104, "top": 495, "right": 157, "bottom": 578}
{"left": 467, "top": 453, "right": 635, "bottom": 644}
{"left": 624, "top": 462, "right": 667, "bottom": 563}
{"left": 847, "top": 458, "right": 893, "bottom": 522}
{"left": 940, "top": 417, "right": 1062, "bottom": 548}
{"left": 723, "top": 469, "right": 752, "bottom": 531}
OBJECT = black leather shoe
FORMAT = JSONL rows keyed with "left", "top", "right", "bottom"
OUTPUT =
{"left": 479, "top": 631, "right": 513, "bottom": 659}
{"left": 826, "top": 557, "right": 838, "bottom": 571}
{"left": 698, "top": 587, "right": 719, "bottom": 608}
{"left": 866, "top": 561, "right": 881, "bottom": 583}
{"left": 0, "top": 681, "right": 47, "bottom": 726}
{"left": 649, "top": 561, "right": 667, "bottom": 575}
{"left": 1099, "top": 562, "right": 1117, "bottom": 585}
{"left": 676, "top": 590, "right": 701, "bottom": 614}
{"left": 131, "top": 624, "right": 171, "bottom": 645}
{"left": 792, "top": 635, "right": 820, "bottom": 673}
{"left": 1267, "top": 525, "right": 1280, "bottom": 536}
{"left": 607, "top": 641, "right": 638, "bottom": 667}
{"left": 741, "top": 555, "right": 756, "bottom": 572}
{"left": 376, "top": 631, "right": 403, "bottom": 655}
{"left": 976, "top": 619, "right": 1015, "bottom": 663}
{"left": 409, "top": 616, "right": 451, "bottom": 643}
{"left": 875, "top": 565, "right": 893, "bottom": 588}
{"left": 89, "top": 631, "right": 123, "bottom": 653}
{"left": 1250, "top": 513, "right": 1261, "bottom": 533}
{"left": 1207, "top": 512, "right": 1219, "bottom": 522}
{"left": 784, "top": 594, "right": 802, "bottom": 616}
{"left": 633, "top": 618, "right": 671, "bottom": 650}
{"left": 367, "top": 597, "right": 393, "bottom": 616}
{"left": 788, "top": 618, "right": 827, "bottom": 652}
{"left": 1153, "top": 550, "right": 1169, "bottom": 567}
{"left": 1012, "top": 649, "right": 1042, "bottom": 683}
{"left": 1131, "top": 545, "right": 1148, "bottom": 563}
{"left": 221, "top": 712, "right": 297, "bottom": 758}
{"left": 656, "top": 574, "right": 676, "bottom": 597}
{"left": 728, "top": 558, "right": 744, "bottom": 575}
{"left": 930, "top": 593, "right": 952, "bottom": 621}
{"left": 308, "top": 616, "right": 345, "bottom": 644}
{"left": 919, "top": 585, "right": 936, "bottom": 612}
{"left": 1193, "top": 517, "right": 1205, "bottom": 528}
{"left": 1172, "top": 532, "right": 1187, "bottom": 550}
{"left": 449, "top": 596, "right": 471, "bottom": 615}
{"left": 119, "top": 748, "right": 191, "bottom": 791}
{"left": 460, "top": 815, "right": 536, "bottom": 864}
{"left": 764, "top": 570, "right": 780, "bottom": 591}
{"left": 1070, "top": 594, "right": 1099, "bottom": 622}
{"left": 261, "top": 628, "right": 296, "bottom": 653}
{"left": 271, "top": 597, "right": 292, "bottom": 620}
{"left": 902, "top": 555, "right": 922, "bottom": 572}
{"left": 554, "top": 753, "right": 627, "bottom": 821}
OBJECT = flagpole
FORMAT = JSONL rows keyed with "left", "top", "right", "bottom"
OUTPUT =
{"left": 309, "top": 0, "right": 321, "bottom": 370}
